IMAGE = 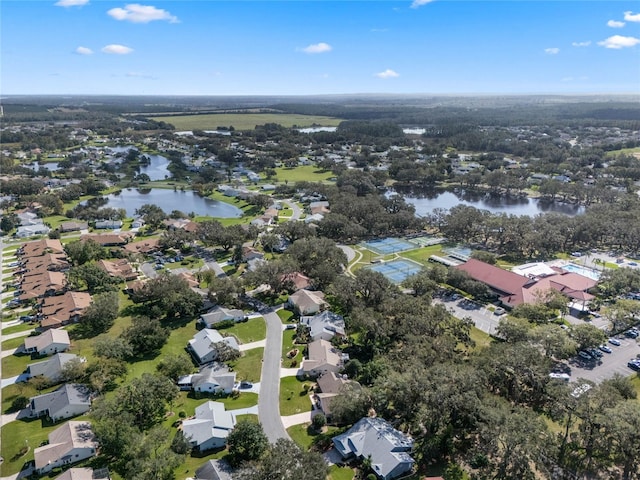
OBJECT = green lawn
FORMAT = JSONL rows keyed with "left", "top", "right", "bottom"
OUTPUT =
{"left": 1, "top": 351, "right": 33, "bottom": 378}
{"left": 274, "top": 165, "right": 334, "bottom": 184}
{"left": 149, "top": 113, "right": 341, "bottom": 131}
{"left": 287, "top": 423, "right": 342, "bottom": 450}
{"left": 279, "top": 376, "right": 313, "bottom": 416}
{"left": 329, "top": 465, "right": 356, "bottom": 480}
{"left": 228, "top": 347, "right": 263, "bottom": 383}
{"left": 2, "top": 336, "right": 27, "bottom": 351}
{"left": 281, "top": 329, "right": 304, "bottom": 368}
{"left": 2, "top": 322, "right": 36, "bottom": 336}
{"left": 277, "top": 309, "right": 295, "bottom": 323}
{"left": 398, "top": 244, "right": 444, "bottom": 266}
{"left": 469, "top": 326, "right": 494, "bottom": 351}
{"left": 215, "top": 317, "right": 266, "bottom": 344}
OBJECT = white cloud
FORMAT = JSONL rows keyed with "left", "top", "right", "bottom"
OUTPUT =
{"left": 624, "top": 11, "right": 640, "bottom": 22}
{"left": 300, "top": 42, "right": 332, "bottom": 54}
{"left": 75, "top": 46, "right": 93, "bottom": 55}
{"left": 374, "top": 69, "right": 399, "bottom": 79}
{"left": 544, "top": 47, "right": 560, "bottom": 55}
{"left": 107, "top": 4, "right": 179, "bottom": 23}
{"left": 572, "top": 41, "right": 591, "bottom": 47}
{"left": 102, "top": 44, "right": 134, "bottom": 54}
{"left": 411, "top": 0, "right": 435, "bottom": 8}
{"left": 598, "top": 35, "right": 640, "bottom": 49}
{"left": 607, "top": 20, "right": 625, "bottom": 28}
{"left": 55, "top": 0, "right": 89, "bottom": 7}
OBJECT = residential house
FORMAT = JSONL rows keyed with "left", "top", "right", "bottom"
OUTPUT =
{"left": 199, "top": 307, "right": 246, "bottom": 328}
{"left": 94, "top": 219, "right": 123, "bottom": 230}
{"left": 303, "top": 213, "right": 324, "bottom": 224}
{"left": 19, "top": 271, "right": 67, "bottom": 301}
{"left": 300, "top": 311, "right": 346, "bottom": 342}
{"left": 27, "top": 353, "right": 84, "bottom": 382}
{"left": 281, "top": 272, "right": 311, "bottom": 291}
{"left": 96, "top": 259, "right": 137, "bottom": 281}
{"left": 59, "top": 222, "right": 88, "bottom": 233}
{"left": 81, "top": 233, "right": 130, "bottom": 247}
{"left": 16, "top": 224, "right": 51, "bottom": 238}
{"left": 288, "top": 289, "right": 327, "bottom": 315}
{"left": 123, "top": 237, "right": 160, "bottom": 254}
{"left": 242, "top": 246, "right": 264, "bottom": 262}
{"left": 193, "top": 460, "right": 232, "bottom": 480}
{"left": 177, "top": 271, "right": 200, "bottom": 289}
{"left": 188, "top": 329, "right": 240, "bottom": 365}
{"left": 30, "top": 384, "right": 92, "bottom": 421}
{"left": 177, "top": 363, "right": 236, "bottom": 394}
{"left": 53, "top": 468, "right": 110, "bottom": 480}
{"left": 302, "top": 339, "right": 347, "bottom": 377}
{"left": 21, "top": 253, "right": 70, "bottom": 274}
{"left": 39, "top": 291, "right": 92, "bottom": 330}
{"left": 24, "top": 328, "right": 71, "bottom": 356}
{"left": 34, "top": 421, "right": 98, "bottom": 474}
{"left": 333, "top": 417, "right": 415, "bottom": 480}
{"left": 19, "top": 239, "right": 64, "bottom": 257}
{"left": 17, "top": 210, "right": 43, "bottom": 226}
{"left": 316, "top": 372, "right": 359, "bottom": 419}
{"left": 182, "top": 401, "right": 236, "bottom": 452}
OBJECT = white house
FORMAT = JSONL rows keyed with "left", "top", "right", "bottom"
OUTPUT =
{"left": 30, "top": 384, "right": 92, "bottom": 421}
{"left": 188, "top": 329, "right": 239, "bottom": 365}
{"left": 182, "top": 401, "right": 236, "bottom": 452}
{"left": 177, "top": 363, "right": 236, "bottom": 394}
{"left": 24, "top": 328, "right": 70, "bottom": 356}
{"left": 300, "top": 311, "right": 346, "bottom": 342}
{"left": 26, "top": 353, "right": 84, "bottom": 382}
{"left": 34, "top": 421, "right": 98, "bottom": 474}
{"left": 333, "top": 417, "right": 414, "bottom": 480}
{"left": 94, "top": 219, "right": 123, "bottom": 229}
{"left": 16, "top": 224, "right": 51, "bottom": 238}
{"left": 199, "top": 307, "right": 246, "bottom": 328}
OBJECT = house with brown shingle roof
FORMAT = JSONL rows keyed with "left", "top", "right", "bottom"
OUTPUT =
{"left": 97, "top": 258, "right": 137, "bottom": 281}
{"left": 39, "top": 291, "right": 92, "bottom": 330}
{"left": 288, "top": 289, "right": 327, "bottom": 315}
{"left": 303, "top": 339, "right": 347, "bottom": 377}
{"left": 21, "top": 253, "right": 70, "bottom": 275}
{"left": 123, "top": 237, "right": 160, "bottom": 254}
{"left": 81, "top": 233, "right": 130, "bottom": 246}
{"left": 20, "top": 271, "right": 67, "bottom": 300}
{"left": 19, "top": 239, "right": 64, "bottom": 257}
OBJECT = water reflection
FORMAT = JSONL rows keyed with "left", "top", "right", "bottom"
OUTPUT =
{"left": 391, "top": 186, "right": 585, "bottom": 217}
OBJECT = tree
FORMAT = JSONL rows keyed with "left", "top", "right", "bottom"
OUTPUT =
{"left": 312, "top": 412, "right": 326, "bottom": 431}
{"left": 156, "top": 353, "right": 195, "bottom": 382}
{"left": 226, "top": 420, "right": 269, "bottom": 467}
{"left": 80, "top": 291, "right": 119, "bottom": 335}
{"left": 59, "top": 356, "right": 87, "bottom": 383}
{"left": 122, "top": 317, "right": 169, "bottom": 356}
{"left": 0, "top": 213, "right": 18, "bottom": 234}
{"left": 234, "top": 439, "right": 328, "bottom": 480}
{"left": 69, "top": 263, "right": 115, "bottom": 298}
{"left": 93, "top": 336, "right": 133, "bottom": 360}
{"left": 170, "top": 430, "right": 192, "bottom": 455}
{"left": 285, "top": 237, "right": 347, "bottom": 288}
{"left": 65, "top": 239, "right": 107, "bottom": 266}
{"left": 135, "top": 204, "right": 166, "bottom": 231}
{"left": 131, "top": 272, "right": 203, "bottom": 319}
{"left": 86, "top": 358, "right": 127, "bottom": 394}
{"left": 570, "top": 323, "right": 607, "bottom": 351}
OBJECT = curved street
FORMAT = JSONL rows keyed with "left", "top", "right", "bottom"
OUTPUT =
{"left": 257, "top": 311, "right": 291, "bottom": 443}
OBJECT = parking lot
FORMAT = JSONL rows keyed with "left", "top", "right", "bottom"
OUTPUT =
{"left": 566, "top": 334, "right": 640, "bottom": 384}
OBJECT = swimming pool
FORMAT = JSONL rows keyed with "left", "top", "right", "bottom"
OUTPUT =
{"left": 562, "top": 263, "right": 601, "bottom": 280}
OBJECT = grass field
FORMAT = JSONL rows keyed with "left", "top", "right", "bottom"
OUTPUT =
{"left": 149, "top": 113, "right": 341, "bottom": 131}
{"left": 281, "top": 329, "right": 303, "bottom": 368}
{"left": 227, "top": 347, "right": 263, "bottom": 383}
{"left": 279, "top": 376, "right": 313, "bottom": 416}
{"left": 214, "top": 317, "right": 266, "bottom": 344}
{"left": 273, "top": 165, "right": 335, "bottom": 183}
{"left": 605, "top": 146, "right": 640, "bottom": 158}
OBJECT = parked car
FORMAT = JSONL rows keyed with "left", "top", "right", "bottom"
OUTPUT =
{"left": 628, "top": 360, "right": 640, "bottom": 371}
{"left": 20, "top": 315, "right": 36, "bottom": 322}
{"left": 609, "top": 338, "right": 622, "bottom": 346}
{"left": 549, "top": 372, "right": 570, "bottom": 381}
{"left": 285, "top": 324, "right": 296, "bottom": 330}
{"left": 588, "top": 348, "right": 603, "bottom": 358}
{"left": 493, "top": 307, "right": 506, "bottom": 316}
{"left": 240, "top": 381, "right": 253, "bottom": 389}
{"left": 578, "top": 350, "right": 592, "bottom": 360}
{"left": 571, "top": 252, "right": 583, "bottom": 257}
{"left": 625, "top": 329, "right": 639, "bottom": 338}
{"left": 599, "top": 345, "right": 613, "bottom": 354}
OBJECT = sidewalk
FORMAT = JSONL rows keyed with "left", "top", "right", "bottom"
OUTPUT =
{"left": 239, "top": 339, "right": 267, "bottom": 351}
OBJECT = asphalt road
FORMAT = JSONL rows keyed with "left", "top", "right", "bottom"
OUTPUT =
{"left": 435, "top": 297, "right": 501, "bottom": 336}
{"left": 258, "top": 311, "right": 291, "bottom": 443}
{"left": 282, "top": 200, "right": 302, "bottom": 221}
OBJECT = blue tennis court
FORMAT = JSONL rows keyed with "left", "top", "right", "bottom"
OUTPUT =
{"left": 362, "top": 238, "right": 417, "bottom": 255}
{"left": 369, "top": 259, "right": 423, "bottom": 284}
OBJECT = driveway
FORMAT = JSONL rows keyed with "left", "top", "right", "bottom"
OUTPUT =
{"left": 258, "top": 311, "right": 291, "bottom": 443}
{"left": 239, "top": 339, "right": 266, "bottom": 351}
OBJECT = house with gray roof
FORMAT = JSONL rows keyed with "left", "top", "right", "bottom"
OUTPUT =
{"left": 34, "top": 421, "right": 98, "bottom": 474}
{"left": 27, "top": 353, "right": 84, "bottom": 382}
{"left": 182, "top": 401, "right": 236, "bottom": 452}
{"left": 30, "top": 383, "right": 92, "bottom": 421}
{"left": 300, "top": 311, "right": 346, "bottom": 342}
{"left": 302, "top": 339, "right": 347, "bottom": 377}
{"left": 187, "top": 329, "right": 239, "bottom": 365}
{"left": 177, "top": 363, "right": 236, "bottom": 394}
{"left": 24, "top": 328, "right": 70, "bottom": 356}
{"left": 199, "top": 307, "right": 246, "bottom": 328}
{"left": 193, "top": 460, "right": 232, "bottom": 480}
{"left": 333, "top": 417, "right": 415, "bottom": 480}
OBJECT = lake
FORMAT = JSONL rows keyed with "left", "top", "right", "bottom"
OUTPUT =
{"left": 24, "top": 162, "right": 60, "bottom": 171}
{"left": 139, "top": 154, "right": 172, "bottom": 181}
{"left": 102, "top": 189, "right": 243, "bottom": 218}
{"left": 391, "top": 187, "right": 585, "bottom": 217}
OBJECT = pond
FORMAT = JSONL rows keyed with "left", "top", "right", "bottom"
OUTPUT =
{"left": 391, "top": 187, "right": 585, "bottom": 217}
{"left": 101, "top": 188, "right": 243, "bottom": 218}
{"left": 139, "top": 154, "right": 172, "bottom": 181}
{"left": 24, "top": 162, "right": 60, "bottom": 171}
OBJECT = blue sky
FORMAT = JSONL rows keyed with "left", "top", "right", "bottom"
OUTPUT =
{"left": 2, "top": 1, "right": 639, "bottom": 95}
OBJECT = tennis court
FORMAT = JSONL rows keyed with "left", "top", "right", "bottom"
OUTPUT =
{"left": 407, "top": 235, "right": 445, "bottom": 247}
{"left": 369, "top": 259, "right": 423, "bottom": 284}
{"left": 362, "top": 237, "right": 417, "bottom": 255}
